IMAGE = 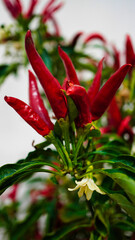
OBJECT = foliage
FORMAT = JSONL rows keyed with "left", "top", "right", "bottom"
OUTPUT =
{"left": 0, "top": 1, "right": 135, "bottom": 240}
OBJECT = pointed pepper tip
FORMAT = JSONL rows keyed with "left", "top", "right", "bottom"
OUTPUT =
{"left": 4, "top": 95, "right": 9, "bottom": 102}
{"left": 58, "top": 45, "right": 63, "bottom": 56}
{"left": 28, "top": 69, "right": 34, "bottom": 77}
{"left": 26, "top": 30, "right": 32, "bottom": 38}
{"left": 25, "top": 30, "right": 33, "bottom": 46}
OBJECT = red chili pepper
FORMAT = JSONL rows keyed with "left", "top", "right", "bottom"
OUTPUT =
{"left": 67, "top": 85, "right": 91, "bottom": 127}
{"left": 62, "top": 77, "right": 69, "bottom": 91}
{"left": 101, "top": 98, "right": 133, "bottom": 142}
{"left": 7, "top": 184, "right": 19, "bottom": 202}
{"left": 90, "top": 64, "right": 131, "bottom": 120}
{"left": 58, "top": 46, "right": 80, "bottom": 86}
{"left": 88, "top": 58, "right": 104, "bottom": 108}
{"left": 70, "top": 32, "right": 83, "bottom": 48}
{"left": 25, "top": 30, "right": 67, "bottom": 119}
{"left": 29, "top": 70, "right": 54, "bottom": 130}
{"left": 107, "top": 97, "right": 122, "bottom": 129}
{"left": 4, "top": 96, "right": 51, "bottom": 136}
{"left": 24, "top": 0, "right": 38, "bottom": 19}
{"left": 3, "top": 0, "right": 21, "bottom": 18}
{"left": 84, "top": 33, "right": 106, "bottom": 44}
{"left": 125, "top": 35, "right": 135, "bottom": 65}
{"left": 42, "top": 0, "right": 63, "bottom": 22}
{"left": 117, "top": 116, "right": 133, "bottom": 140}
{"left": 15, "top": 0, "right": 22, "bottom": 14}
{"left": 42, "top": 0, "right": 56, "bottom": 16}
{"left": 112, "top": 45, "right": 120, "bottom": 71}
{"left": 49, "top": 16, "right": 61, "bottom": 36}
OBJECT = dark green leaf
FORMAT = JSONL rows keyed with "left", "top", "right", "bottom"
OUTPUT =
{"left": 41, "top": 49, "right": 52, "bottom": 72}
{"left": 0, "top": 149, "right": 59, "bottom": 194}
{"left": 44, "top": 220, "right": 90, "bottom": 240}
{"left": 101, "top": 168, "right": 135, "bottom": 205}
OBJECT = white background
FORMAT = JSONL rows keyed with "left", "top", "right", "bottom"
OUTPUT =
{"left": 1, "top": 0, "right": 135, "bottom": 165}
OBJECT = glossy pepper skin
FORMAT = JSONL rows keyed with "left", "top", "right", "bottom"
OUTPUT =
{"left": 24, "top": 0, "right": 38, "bottom": 19}
{"left": 58, "top": 49, "right": 131, "bottom": 126}
{"left": 58, "top": 46, "right": 80, "bottom": 86}
{"left": 112, "top": 45, "right": 120, "bottom": 71}
{"left": 3, "top": 0, "right": 61, "bottom": 21}
{"left": 3, "top": 0, "right": 22, "bottom": 18}
{"left": 29, "top": 70, "right": 54, "bottom": 130}
{"left": 4, "top": 96, "right": 51, "bottom": 136}
{"left": 107, "top": 97, "right": 122, "bottom": 129}
{"left": 101, "top": 97, "right": 133, "bottom": 142}
{"left": 42, "top": 1, "right": 63, "bottom": 23}
{"left": 125, "top": 35, "right": 135, "bottom": 65}
{"left": 70, "top": 32, "right": 83, "bottom": 48}
{"left": 90, "top": 64, "right": 131, "bottom": 120}
{"left": 88, "top": 58, "right": 104, "bottom": 108}
{"left": 67, "top": 85, "right": 91, "bottom": 127}
{"left": 84, "top": 33, "right": 106, "bottom": 44}
{"left": 25, "top": 30, "right": 67, "bottom": 120}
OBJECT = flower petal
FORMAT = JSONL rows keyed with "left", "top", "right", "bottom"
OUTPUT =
{"left": 85, "top": 187, "right": 93, "bottom": 200}
{"left": 78, "top": 186, "right": 85, "bottom": 198}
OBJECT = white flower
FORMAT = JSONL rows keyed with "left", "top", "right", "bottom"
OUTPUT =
{"left": 68, "top": 178, "right": 105, "bottom": 200}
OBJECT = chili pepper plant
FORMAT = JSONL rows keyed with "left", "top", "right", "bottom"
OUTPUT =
{"left": 0, "top": 0, "right": 120, "bottom": 87}
{"left": 0, "top": 1, "right": 135, "bottom": 239}
{"left": 0, "top": 27, "right": 135, "bottom": 240}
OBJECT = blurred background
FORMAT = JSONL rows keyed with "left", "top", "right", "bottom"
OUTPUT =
{"left": 1, "top": 0, "right": 135, "bottom": 165}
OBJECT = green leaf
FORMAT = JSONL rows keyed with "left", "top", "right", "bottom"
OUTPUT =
{"left": 113, "top": 220, "right": 135, "bottom": 231}
{"left": 44, "top": 220, "right": 90, "bottom": 240}
{"left": 101, "top": 186, "right": 135, "bottom": 221}
{"left": 34, "top": 140, "right": 51, "bottom": 149}
{"left": 0, "top": 63, "right": 19, "bottom": 85}
{"left": 41, "top": 49, "right": 52, "bottom": 72}
{"left": 101, "top": 168, "right": 135, "bottom": 205}
{"left": 60, "top": 46, "right": 74, "bottom": 55}
{"left": 95, "top": 209, "right": 109, "bottom": 237}
{"left": 0, "top": 64, "right": 9, "bottom": 77}
{"left": 10, "top": 199, "right": 47, "bottom": 240}
{"left": 0, "top": 149, "right": 59, "bottom": 195}
{"left": 54, "top": 121, "right": 62, "bottom": 138}
{"left": 108, "top": 155, "right": 135, "bottom": 173}
{"left": 88, "top": 124, "right": 101, "bottom": 138}
{"left": 63, "top": 92, "right": 78, "bottom": 123}
{"left": 90, "top": 231, "right": 102, "bottom": 240}
{"left": 130, "top": 69, "right": 135, "bottom": 100}
{"left": 59, "top": 203, "right": 87, "bottom": 222}
{"left": 93, "top": 155, "right": 135, "bottom": 173}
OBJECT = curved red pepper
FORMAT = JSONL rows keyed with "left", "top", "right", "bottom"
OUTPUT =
{"left": 107, "top": 97, "right": 122, "bottom": 129}
{"left": 62, "top": 77, "right": 69, "bottom": 91}
{"left": 25, "top": 30, "right": 67, "bottom": 119}
{"left": 58, "top": 46, "right": 80, "bottom": 86}
{"left": 4, "top": 96, "right": 51, "bottom": 136}
{"left": 42, "top": 0, "right": 63, "bottom": 22}
{"left": 125, "top": 35, "right": 135, "bottom": 65}
{"left": 24, "top": 0, "right": 38, "bottom": 19}
{"left": 84, "top": 33, "right": 106, "bottom": 44}
{"left": 101, "top": 98, "right": 133, "bottom": 142}
{"left": 88, "top": 58, "right": 104, "bottom": 108}
{"left": 90, "top": 64, "right": 131, "bottom": 120}
{"left": 15, "top": 0, "right": 22, "bottom": 13}
{"left": 29, "top": 70, "right": 54, "bottom": 130}
{"left": 3, "top": 0, "right": 21, "bottom": 18}
{"left": 42, "top": 0, "right": 56, "bottom": 16}
{"left": 70, "top": 32, "right": 83, "bottom": 48}
{"left": 67, "top": 85, "right": 91, "bottom": 127}
{"left": 117, "top": 116, "right": 133, "bottom": 142}
{"left": 112, "top": 45, "right": 120, "bottom": 71}
{"left": 50, "top": 16, "right": 60, "bottom": 36}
